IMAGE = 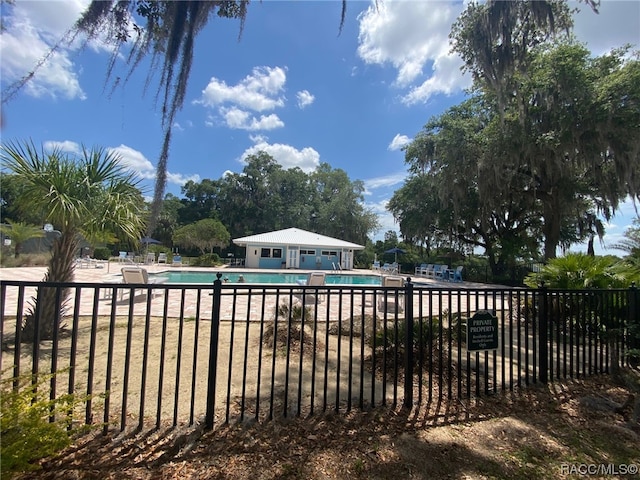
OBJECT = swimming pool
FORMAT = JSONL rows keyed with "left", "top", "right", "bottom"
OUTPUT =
{"left": 155, "top": 270, "right": 382, "bottom": 285}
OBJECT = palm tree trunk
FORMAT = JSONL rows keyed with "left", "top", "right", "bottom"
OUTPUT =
{"left": 21, "top": 230, "right": 77, "bottom": 343}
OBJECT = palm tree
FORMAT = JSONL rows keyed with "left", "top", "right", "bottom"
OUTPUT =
{"left": 610, "top": 218, "right": 640, "bottom": 263}
{"left": 0, "top": 220, "right": 45, "bottom": 258}
{"left": 1, "top": 140, "right": 146, "bottom": 342}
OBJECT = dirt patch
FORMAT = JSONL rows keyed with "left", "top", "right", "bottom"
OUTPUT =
{"left": 14, "top": 374, "right": 640, "bottom": 480}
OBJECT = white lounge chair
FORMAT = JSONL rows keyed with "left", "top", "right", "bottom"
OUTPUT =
{"left": 381, "top": 262, "right": 399, "bottom": 274}
{"left": 377, "top": 275, "right": 404, "bottom": 313}
{"left": 295, "top": 271, "right": 326, "bottom": 304}
{"left": 157, "top": 253, "right": 167, "bottom": 264}
{"left": 120, "top": 266, "right": 167, "bottom": 300}
{"left": 76, "top": 256, "right": 105, "bottom": 269}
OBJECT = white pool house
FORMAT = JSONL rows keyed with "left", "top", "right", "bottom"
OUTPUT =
{"left": 232, "top": 228, "right": 365, "bottom": 270}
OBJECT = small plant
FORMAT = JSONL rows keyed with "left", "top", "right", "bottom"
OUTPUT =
{"left": 0, "top": 370, "right": 89, "bottom": 476}
{"left": 276, "top": 302, "right": 312, "bottom": 321}
{"left": 263, "top": 301, "right": 317, "bottom": 351}
{"left": 371, "top": 316, "right": 440, "bottom": 359}
{"left": 352, "top": 458, "right": 366, "bottom": 474}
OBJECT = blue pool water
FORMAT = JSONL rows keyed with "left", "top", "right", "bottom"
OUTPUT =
{"left": 155, "top": 270, "right": 382, "bottom": 285}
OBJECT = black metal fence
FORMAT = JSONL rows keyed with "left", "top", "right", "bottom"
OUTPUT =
{"left": 0, "top": 276, "right": 636, "bottom": 433}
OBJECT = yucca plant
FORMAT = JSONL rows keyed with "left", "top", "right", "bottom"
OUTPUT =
{"left": 523, "top": 253, "right": 634, "bottom": 290}
{"left": 0, "top": 370, "right": 93, "bottom": 476}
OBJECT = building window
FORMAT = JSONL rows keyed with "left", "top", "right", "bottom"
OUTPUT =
{"left": 261, "top": 248, "right": 271, "bottom": 258}
{"left": 321, "top": 250, "right": 338, "bottom": 257}
{"left": 300, "top": 249, "right": 315, "bottom": 255}
{"left": 273, "top": 248, "right": 282, "bottom": 258}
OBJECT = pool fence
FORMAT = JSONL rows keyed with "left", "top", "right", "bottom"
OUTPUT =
{"left": 0, "top": 275, "right": 637, "bottom": 433}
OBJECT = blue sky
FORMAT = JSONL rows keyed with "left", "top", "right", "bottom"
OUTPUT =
{"left": 1, "top": 0, "right": 639, "bottom": 255}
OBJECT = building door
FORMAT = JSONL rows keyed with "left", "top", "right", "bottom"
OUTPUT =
{"left": 342, "top": 250, "right": 352, "bottom": 270}
{"left": 245, "top": 248, "right": 259, "bottom": 268}
{"left": 287, "top": 248, "right": 299, "bottom": 269}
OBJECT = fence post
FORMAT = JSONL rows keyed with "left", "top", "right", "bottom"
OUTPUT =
{"left": 205, "top": 273, "right": 223, "bottom": 429}
{"left": 628, "top": 283, "right": 639, "bottom": 368}
{"left": 403, "top": 277, "right": 414, "bottom": 409}
{"left": 538, "top": 282, "right": 548, "bottom": 384}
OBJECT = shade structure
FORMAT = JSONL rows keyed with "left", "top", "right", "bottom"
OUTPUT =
{"left": 384, "top": 246, "right": 406, "bottom": 263}
{"left": 140, "top": 236, "right": 162, "bottom": 245}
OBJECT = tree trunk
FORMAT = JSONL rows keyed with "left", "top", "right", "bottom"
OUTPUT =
{"left": 587, "top": 236, "right": 595, "bottom": 256}
{"left": 21, "top": 230, "right": 77, "bottom": 343}
{"left": 542, "top": 196, "right": 561, "bottom": 260}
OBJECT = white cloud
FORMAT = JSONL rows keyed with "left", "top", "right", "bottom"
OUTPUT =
{"left": 221, "top": 107, "right": 284, "bottom": 131}
{"left": 108, "top": 144, "right": 156, "bottom": 179}
{"left": 198, "top": 66, "right": 289, "bottom": 131}
{"left": 296, "top": 90, "right": 315, "bottom": 108}
{"left": 401, "top": 53, "right": 470, "bottom": 105}
{"left": 0, "top": 11, "right": 86, "bottom": 100}
{"left": 43, "top": 140, "right": 82, "bottom": 155}
{"left": 0, "top": 0, "right": 123, "bottom": 101}
{"left": 388, "top": 134, "right": 411, "bottom": 151}
{"left": 357, "top": 0, "right": 470, "bottom": 103}
{"left": 249, "top": 134, "right": 268, "bottom": 144}
{"left": 167, "top": 172, "right": 201, "bottom": 186}
{"left": 198, "top": 66, "right": 287, "bottom": 112}
{"left": 365, "top": 198, "right": 399, "bottom": 240}
{"left": 107, "top": 144, "right": 199, "bottom": 188}
{"left": 241, "top": 139, "right": 320, "bottom": 172}
{"left": 204, "top": 114, "right": 216, "bottom": 128}
{"left": 364, "top": 171, "right": 407, "bottom": 194}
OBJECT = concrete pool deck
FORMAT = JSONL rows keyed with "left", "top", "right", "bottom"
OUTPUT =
{"left": 0, "top": 262, "right": 497, "bottom": 324}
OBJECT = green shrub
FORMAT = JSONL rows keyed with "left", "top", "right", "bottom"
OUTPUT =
{"left": 0, "top": 371, "right": 88, "bottom": 477}
{"left": 371, "top": 317, "right": 440, "bottom": 359}
{"left": 190, "top": 253, "right": 220, "bottom": 267}
{"left": 0, "top": 252, "right": 50, "bottom": 267}
{"left": 92, "top": 247, "right": 111, "bottom": 260}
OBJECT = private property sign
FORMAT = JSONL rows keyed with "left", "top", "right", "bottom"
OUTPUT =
{"left": 467, "top": 310, "right": 499, "bottom": 351}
